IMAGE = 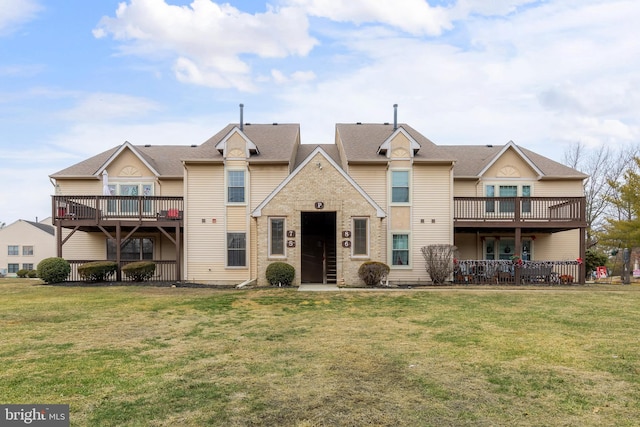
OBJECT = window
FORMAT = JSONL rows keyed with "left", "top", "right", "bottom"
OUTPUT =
{"left": 8, "top": 264, "right": 19, "bottom": 274}
{"left": 499, "top": 185, "right": 517, "bottom": 213}
{"left": 120, "top": 184, "right": 140, "bottom": 213}
{"left": 227, "top": 233, "right": 246, "bottom": 267}
{"left": 8, "top": 245, "right": 18, "bottom": 256}
{"left": 352, "top": 218, "right": 369, "bottom": 256}
{"left": 107, "top": 238, "right": 154, "bottom": 260}
{"left": 485, "top": 185, "right": 495, "bottom": 213}
{"left": 522, "top": 185, "right": 531, "bottom": 213}
{"left": 392, "top": 234, "right": 409, "bottom": 266}
{"left": 269, "top": 218, "right": 285, "bottom": 256}
{"left": 228, "top": 171, "right": 245, "bottom": 203}
{"left": 391, "top": 171, "right": 409, "bottom": 203}
{"left": 484, "top": 238, "right": 533, "bottom": 260}
{"left": 22, "top": 263, "right": 33, "bottom": 271}
{"left": 23, "top": 246, "right": 33, "bottom": 256}
{"left": 106, "top": 183, "right": 153, "bottom": 214}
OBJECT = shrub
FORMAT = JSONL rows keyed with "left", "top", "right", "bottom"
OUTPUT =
{"left": 358, "top": 261, "right": 390, "bottom": 287}
{"left": 37, "top": 257, "right": 71, "bottom": 284}
{"left": 16, "top": 269, "right": 29, "bottom": 278}
{"left": 421, "top": 244, "right": 457, "bottom": 285}
{"left": 266, "top": 262, "right": 295, "bottom": 286}
{"left": 27, "top": 270, "right": 37, "bottom": 278}
{"left": 121, "top": 261, "right": 156, "bottom": 282}
{"left": 78, "top": 261, "right": 118, "bottom": 282}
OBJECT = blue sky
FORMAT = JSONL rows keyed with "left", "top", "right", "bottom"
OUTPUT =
{"left": 1, "top": 0, "right": 638, "bottom": 224}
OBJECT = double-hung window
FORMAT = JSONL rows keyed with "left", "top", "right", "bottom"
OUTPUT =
{"left": 391, "top": 171, "right": 409, "bottom": 203}
{"left": 392, "top": 234, "right": 409, "bottom": 266}
{"left": 23, "top": 246, "right": 34, "bottom": 256}
{"left": 8, "top": 245, "right": 18, "bottom": 256}
{"left": 228, "top": 171, "right": 245, "bottom": 203}
{"left": 352, "top": 218, "right": 369, "bottom": 257}
{"left": 269, "top": 218, "right": 285, "bottom": 257}
{"left": 227, "top": 233, "right": 246, "bottom": 267}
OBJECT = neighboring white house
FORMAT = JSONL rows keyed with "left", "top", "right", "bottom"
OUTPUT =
{"left": 0, "top": 218, "right": 56, "bottom": 277}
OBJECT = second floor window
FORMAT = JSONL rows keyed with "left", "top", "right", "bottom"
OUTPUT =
{"left": 228, "top": 171, "right": 245, "bottom": 203}
{"left": 23, "top": 246, "right": 33, "bottom": 256}
{"left": 391, "top": 171, "right": 409, "bottom": 203}
{"left": 8, "top": 245, "right": 18, "bottom": 256}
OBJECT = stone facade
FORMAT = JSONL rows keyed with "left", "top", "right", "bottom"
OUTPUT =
{"left": 254, "top": 151, "right": 384, "bottom": 286}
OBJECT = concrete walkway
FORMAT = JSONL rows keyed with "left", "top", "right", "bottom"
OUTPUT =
{"left": 298, "top": 284, "right": 340, "bottom": 291}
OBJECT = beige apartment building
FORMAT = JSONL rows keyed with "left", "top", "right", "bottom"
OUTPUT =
{"left": 0, "top": 218, "right": 56, "bottom": 277}
{"left": 50, "top": 108, "right": 587, "bottom": 286}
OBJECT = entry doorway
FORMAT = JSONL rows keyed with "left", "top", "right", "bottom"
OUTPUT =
{"left": 301, "top": 212, "right": 337, "bottom": 284}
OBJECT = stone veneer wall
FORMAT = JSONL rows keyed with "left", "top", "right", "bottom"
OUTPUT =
{"left": 255, "top": 152, "right": 384, "bottom": 286}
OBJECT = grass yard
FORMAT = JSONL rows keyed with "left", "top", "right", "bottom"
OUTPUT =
{"left": 1, "top": 278, "right": 639, "bottom": 426}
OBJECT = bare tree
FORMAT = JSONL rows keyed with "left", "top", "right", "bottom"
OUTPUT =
{"left": 563, "top": 142, "right": 639, "bottom": 248}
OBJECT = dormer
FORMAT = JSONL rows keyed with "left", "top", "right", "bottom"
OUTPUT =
{"left": 376, "top": 104, "right": 421, "bottom": 158}
{"left": 214, "top": 127, "right": 260, "bottom": 159}
{"left": 376, "top": 127, "right": 421, "bottom": 158}
{"left": 214, "top": 104, "right": 260, "bottom": 159}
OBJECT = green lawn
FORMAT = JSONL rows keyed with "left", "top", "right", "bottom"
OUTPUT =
{"left": 1, "top": 278, "right": 639, "bottom": 426}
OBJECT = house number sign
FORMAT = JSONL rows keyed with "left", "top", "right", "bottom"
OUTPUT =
{"left": 342, "top": 241, "right": 352, "bottom": 248}
{"left": 287, "top": 240, "right": 296, "bottom": 248}
{"left": 287, "top": 230, "right": 296, "bottom": 238}
{"left": 342, "top": 231, "right": 352, "bottom": 238}
{"left": 315, "top": 201, "right": 325, "bottom": 209}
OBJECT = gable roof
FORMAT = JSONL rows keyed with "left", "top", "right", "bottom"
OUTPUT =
{"left": 439, "top": 142, "right": 588, "bottom": 179}
{"left": 50, "top": 123, "right": 301, "bottom": 178}
{"left": 2, "top": 219, "right": 55, "bottom": 236}
{"left": 294, "top": 144, "right": 341, "bottom": 169}
{"left": 188, "top": 123, "right": 300, "bottom": 164}
{"left": 336, "top": 123, "right": 454, "bottom": 164}
{"left": 253, "top": 146, "right": 386, "bottom": 218}
{"left": 50, "top": 143, "right": 202, "bottom": 178}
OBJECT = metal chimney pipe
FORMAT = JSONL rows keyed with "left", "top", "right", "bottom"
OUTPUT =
{"left": 393, "top": 104, "right": 398, "bottom": 130}
{"left": 239, "top": 103, "right": 244, "bottom": 131}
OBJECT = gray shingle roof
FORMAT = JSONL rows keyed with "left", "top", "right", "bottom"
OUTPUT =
{"left": 24, "top": 220, "right": 55, "bottom": 236}
{"left": 439, "top": 144, "right": 588, "bottom": 179}
{"left": 50, "top": 123, "right": 301, "bottom": 178}
{"left": 336, "top": 123, "right": 454, "bottom": 163}
{"left": 294, "top": 144, "right": 341, "bottom": 169}
{"left": 50, "top": 122, "right": 585, "bottom": 181}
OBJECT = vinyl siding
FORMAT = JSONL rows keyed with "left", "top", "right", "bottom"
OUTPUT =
{"left": 184, "top": 164, "right": 231, "bottom": 283}
{"left": 348, "top": 165, "right": 387, "bottom": 206}
{"left": 0, "top": 220, "right": 56, "bottom": 276}
{"left": 250, "top": 165, "right": 289, "bottom": 209}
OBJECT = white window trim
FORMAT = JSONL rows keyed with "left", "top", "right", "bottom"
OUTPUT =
{"left": 226, "top": 169, "right": 248, "bottom": 206}
{"left": 351, "top": 217, "right": 370, "bottom": 258}
{"left": 268, "top": 217, "right": 287, "bottom": 258}
{"left": 226, "top": 231, "right": 248, "bottom": 268}
{"left": 390, "top": 231, "right": 411, "bottom": 268}
{"left": 390, "top": 169, "right": 411, "bottom": 205}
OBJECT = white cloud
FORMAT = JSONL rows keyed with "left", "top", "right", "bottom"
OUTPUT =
{"left": 286, "top": 0, "right": 453, "bottom": 36}
{"left": 0, "top": 0, "right": 41, "bottom": 35}
{"left": 94, "top": 0, "right": 317, "bottom": 90}
{"left": 57, "top": 93, "right": 162, "bottom": 121}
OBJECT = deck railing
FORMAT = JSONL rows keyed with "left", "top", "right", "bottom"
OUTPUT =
{"left": 66, "top": 260, "right": 178, "bottom": 282}
{"left": 454, "top": 197, "right": 585, "bottom": 223}
{"left": 453, "top": 259, "right": 582, "bottom": 285}
{"left": 53, "top": 196, "right": 184, "bottom": 221}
